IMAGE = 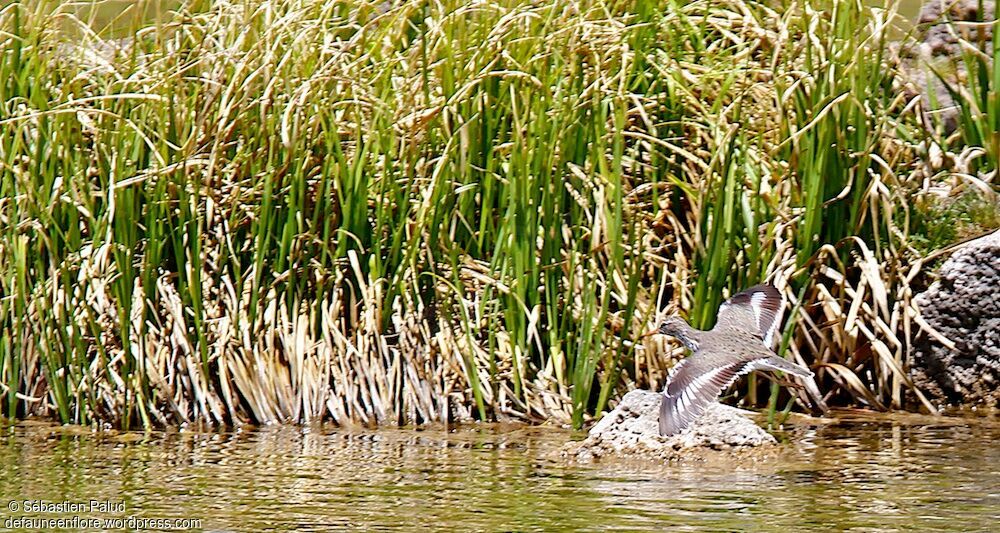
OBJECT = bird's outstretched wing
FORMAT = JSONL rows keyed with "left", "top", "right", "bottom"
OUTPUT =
{"left": 659, "top": 354, "right": 813, "bottom": 437}
{"left": 659, "top": 356, "right": 753, "bottom": 437}
{"left": 715, "top": 284, "right": 785, "bottom": 347}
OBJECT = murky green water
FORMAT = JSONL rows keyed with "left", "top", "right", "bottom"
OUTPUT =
{"left": 1, "top": 411, "right": 997, "bottom": 531}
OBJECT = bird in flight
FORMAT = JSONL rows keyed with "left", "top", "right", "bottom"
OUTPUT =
{"left": 650, "top": 284, "right": 814, "bottom": 437}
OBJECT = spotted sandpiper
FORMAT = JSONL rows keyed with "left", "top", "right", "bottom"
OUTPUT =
{"left": 651, "top": 284, "right": 814, "bottom": 437}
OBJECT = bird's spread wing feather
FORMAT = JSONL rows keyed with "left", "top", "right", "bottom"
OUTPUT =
{"left": 659, "top": 359, "right": 753, "bottom": 437}
{"left": 716, "top": 284, "right": 785, "bottom": 347}
{"left": 659, "top": 354, "right": 813, "bottom": 437}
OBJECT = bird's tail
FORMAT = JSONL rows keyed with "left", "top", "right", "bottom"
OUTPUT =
{"left": 756, "top": 356, "right": 829, "bottom": 414}
{"left": 756, "top": 356, "right": 812, "bottom": 378}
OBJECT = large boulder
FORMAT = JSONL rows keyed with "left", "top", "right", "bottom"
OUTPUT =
{"left": 919, "top": 0, "right": 994, "bottom": 59}
{"left": 564, "top": 389, "right": 776, "bottom": 462}
{"left": 911, "top": 230, "right": 1000, "bottom": 407}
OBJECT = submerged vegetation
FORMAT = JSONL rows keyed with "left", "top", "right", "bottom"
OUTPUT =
{"left": 0, "top": 0, "right": 996, "bottom": 429}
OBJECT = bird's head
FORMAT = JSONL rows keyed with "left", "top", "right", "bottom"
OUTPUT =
{"left": 643, "top": 316, "right": 699, "bottom": 351}
{"left": 642, "top": 316, "right": 689, "bottom": 338}
{"left": 655, "top": 316, "right": 689, "bottom": 338}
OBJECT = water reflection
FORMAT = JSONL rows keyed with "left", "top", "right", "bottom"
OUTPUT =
{"left": 0, "top": 413, "right": 998, "bottom": 531}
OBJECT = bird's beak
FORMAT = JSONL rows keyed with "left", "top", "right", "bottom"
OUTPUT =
{"left": 641, "top": 327, "right": 659, "bottom": 338}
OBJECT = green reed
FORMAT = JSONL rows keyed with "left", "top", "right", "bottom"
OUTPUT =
{"left": 930, "top": 4, "right": 1000, "bottom": 178}
{"left": 0, "top": 0, "right": 937, "bottom": 429}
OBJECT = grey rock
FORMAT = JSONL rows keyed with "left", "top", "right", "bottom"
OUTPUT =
{"left": 911, "top": 230, "right": 1000, "bottom": 407}
{"left": 901, "top": 0, "right": 996, "bottom": 134}
{"left": 565, "top": 390, "right": 775, "bottom": 462}
{"left": 919, "top": 0, "right": 994, "bottom": 59}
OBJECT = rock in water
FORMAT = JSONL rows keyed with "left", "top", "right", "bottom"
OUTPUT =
{"left": 912, "top": 230, "right": 1000, "bottom": 408}
{"left": 565, "top": 390, "right": 775, "bottom": 462}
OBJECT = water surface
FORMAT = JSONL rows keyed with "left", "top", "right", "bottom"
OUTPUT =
{"left": 1, "top": 411, "right": 997, "bottom": 531}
